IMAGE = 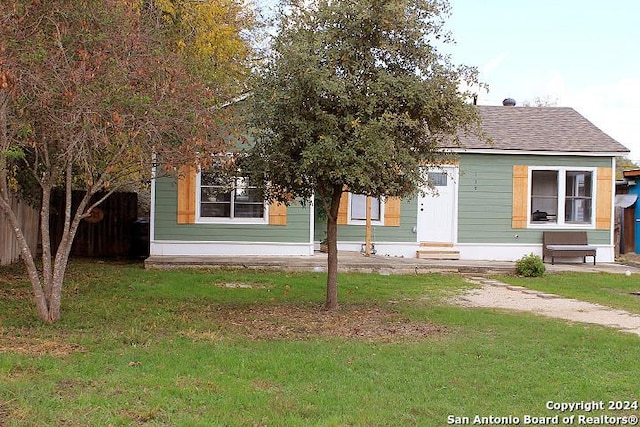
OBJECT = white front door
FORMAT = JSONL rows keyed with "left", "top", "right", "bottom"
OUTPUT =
{"left": 417, "top": 166, "right": 457, "bottom": 243}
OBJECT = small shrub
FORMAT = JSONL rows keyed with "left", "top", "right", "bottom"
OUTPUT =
{"left": 515, "top": 253, "right": 545, "bottom": 277}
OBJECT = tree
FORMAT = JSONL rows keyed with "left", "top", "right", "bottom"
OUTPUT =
{"left": 0, "top": 0, "right": 256, "bottom": 323}
{"left": 151, "top": 0, "right": 257, "bottom": 96}
{"left": 521, "top": 96, "right": 559, "bottom": 107}
{"left": 244, "top": 0, "right": 480, "bottom": 310}
{"left": 617, "top": 157, "right": 639, "bottom": 180}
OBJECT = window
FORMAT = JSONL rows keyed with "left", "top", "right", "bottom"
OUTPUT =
{"left": 350, "top": 194, "right": 381, "bottom": 222}
{"left": 198, "top": 172, "right": 265, "bottom": 221}
{"left": 428, "top": 171, "right": 448, "bottom": 187}
{"left": 529, "top": 168, "right": 593, "bottom": 226}
{"left": 565, "top": 171, "right": 592, "bottom": 223}
{"left": 347, "top": 193, "right": 385, "bottom": 224}
{"left": 531, "top": 170, "right": 559, "bottom": 222}
{"left": 338, "top": 192, "right": 401, "bottom": 226}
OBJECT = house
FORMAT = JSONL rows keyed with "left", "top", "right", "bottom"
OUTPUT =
{"left": 617, "top": 170, "right": 640, "bottom": 254}
{"left": 149, "top": 103, "right": 628, "bottom": 263}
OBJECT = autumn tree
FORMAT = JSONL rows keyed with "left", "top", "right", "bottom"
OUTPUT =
{"left": 0, "top": 0, "right": 257, "bottom": 323}
{"left": 244, "top": 0, "right": 480, "bottom": 309}
{"left": 617, "top": 157, "right": 639, "bottom": 179}
{"left": 151, "top": 0, "right": 257, "bottom": 96}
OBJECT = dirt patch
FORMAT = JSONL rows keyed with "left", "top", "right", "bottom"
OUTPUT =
{"left": 120, "top": 408, "right": 163, "bottom": 424}
{"left": 0, "top": 285, "right": 31, "bottom": 300}
{"left": 215, "top": 282, "right": 269, "bottom": 289}
{"left": 209, "top": 304, "right": 445, "bottom": 342}
{"left": 619, "top": 253, "right": 640, "bottom": 268}
{"left": 0, "top": 400, "right": 11, "bottom": 426}
{"left": 0, "top": 332, "right": 85, "bottom": 357}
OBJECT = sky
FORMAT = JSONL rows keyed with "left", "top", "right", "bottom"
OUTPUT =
{"left": 255, "top": 0, "right": 640, "bottom": 161}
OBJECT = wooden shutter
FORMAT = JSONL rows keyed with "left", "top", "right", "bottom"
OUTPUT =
{"left": 269, "top": 202, "right": 287, "bottom": 226}
{"left": 177, "top": 166, "right": 196, "bottom": 224}
{"left": 337, "top": 192, "right": 349, "bottom": 225}
{"left": 596, "top": 167, "right": 612, "bottom": 230}
{"left": 512, "top": 165, "right": 528, "bottom": 229}
{"left": 384, "top": 197, "right": 401, "bottom": 227}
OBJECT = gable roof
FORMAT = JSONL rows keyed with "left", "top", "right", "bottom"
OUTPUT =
{"left": 454, "top": 106, "right": 629, "bottom": 154}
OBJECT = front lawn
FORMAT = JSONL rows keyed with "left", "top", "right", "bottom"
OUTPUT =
{"left": 1, "top": 261, "right": 639, "bottom": 426}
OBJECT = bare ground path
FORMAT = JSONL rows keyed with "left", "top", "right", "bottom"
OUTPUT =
{"left": 455, "top": 277, "right": 640, "bottom": 336}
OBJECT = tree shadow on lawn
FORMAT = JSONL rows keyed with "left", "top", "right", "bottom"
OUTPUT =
{"left": 202, "top": 303, "right": 446, "bottom": 343}
{"left": 1, "top": 302, "right": 446, "bottom": 356}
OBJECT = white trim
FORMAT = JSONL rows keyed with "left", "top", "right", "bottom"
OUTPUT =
{"left": 150, "top": 159, "right": 157, "bottom": 242}
{"left": 610, "top": 157, "right": 616, "bottom": 247}
{"left": 457, "top": 243, "right": 614, "bottom": 263}
{"left": 451, "top": 167, "right": 460, "bottom": 245}
{"left": 150, "top": 240, "right": 314, "bottom": 256}
{"left": 309, "top": 195, "right": 316, "bottom": 255}
{"left": 325, "top": 241, "right": 616, "bottom": 262}
{"left": 527, "top": 166, "right": 597, "bottom": 229}
{"left": 449, "top": 148, "right": 626, "bottom": 157}
{"left": 218, "top": 92, "right": 251, "bottom": 109}
{"left": 196, "top": 217, "right": 269, "bottom": 225}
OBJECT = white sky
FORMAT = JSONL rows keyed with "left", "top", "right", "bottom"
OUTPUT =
{"left": 255, "top": 0, "right": 640, "bottom": 161}
{"left": 445, "top": 1, "right": 640, "bottom": 161}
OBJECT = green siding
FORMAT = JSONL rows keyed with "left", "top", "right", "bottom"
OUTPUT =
{"left": 457, "top": 154, "right": 612, "bottom": 245}
{"left": 314, "top": 198, "right": 418, "bottom": 242}
{"left": 154, "top": 176, "right": 310, "bottom": 243}
{"left": 155, "top": 153, "right": 614, "bottom": 246}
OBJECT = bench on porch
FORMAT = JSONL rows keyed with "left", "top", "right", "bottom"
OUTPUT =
{"left": 542, "top": 231, "right": 597, "bottom": 265}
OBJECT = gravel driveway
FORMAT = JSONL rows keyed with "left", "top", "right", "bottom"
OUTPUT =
{"left": 455, "top": 277, "right": 640, "bottom": 336}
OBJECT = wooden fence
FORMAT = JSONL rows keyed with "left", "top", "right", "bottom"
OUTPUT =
{"left": 0, "top": 194, "right": 39, "bottom": 265}
{"left": 50, "top": 191, "right": 139, "bottom": 258}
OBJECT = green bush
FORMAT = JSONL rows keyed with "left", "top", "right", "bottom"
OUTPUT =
{"left": 515, "top": 253, "right": 545, "bottom": 277}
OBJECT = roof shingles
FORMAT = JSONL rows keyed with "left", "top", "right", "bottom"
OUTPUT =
{"left": 454, "top": 106, "right": 628, "bottom": 153}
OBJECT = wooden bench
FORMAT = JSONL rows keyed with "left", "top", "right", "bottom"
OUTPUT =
{"left": 542, "top": 231, "right": 597, "bottom": 265}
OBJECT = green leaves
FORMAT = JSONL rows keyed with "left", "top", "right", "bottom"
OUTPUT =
{"left": 248, "top": 0, "right": 480, "bottom": 202}
{"left": 1, "top": 145, "right": 25, "bottom": 161}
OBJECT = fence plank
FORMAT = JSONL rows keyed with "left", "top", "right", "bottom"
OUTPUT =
{"left": 1, "top": 194, "right": 39, "bottom": 265}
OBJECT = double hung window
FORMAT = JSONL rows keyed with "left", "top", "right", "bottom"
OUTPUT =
{"left": 198, "top": 172, "right": 265, "bottom": 221}
{"left": 348, "top": 193, "right": 386, "bottom": 225}
{"left": 350, "top": 194, "right": 381, "bottom": 222}
{"left": 530, "top": 168, "right": 594, "bottom": 226}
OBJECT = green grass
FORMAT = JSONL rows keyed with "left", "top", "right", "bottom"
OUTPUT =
{"left": 496, "top": 272, "right": 640, "bottom": 314}
{"left": 1, "top": 261, "right": 639, "bottom": 426}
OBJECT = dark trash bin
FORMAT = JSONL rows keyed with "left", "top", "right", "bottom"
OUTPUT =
{"left": 130, "top": 217, "right": 150, "bottom": 258}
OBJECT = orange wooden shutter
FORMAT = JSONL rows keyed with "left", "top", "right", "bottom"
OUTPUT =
{"left": 269, "top": 202, "right": 287, "bottom": 226}
{"left": 337, "top": 192, "right": 349, "bottom": 224}
{"left": 384, "top": 197, "right": 401, "bottom": 227}
{"left": 177, "top": 165, "right": 196, "bottom": 224}
{"left": 596, "top": 167, "right": 612, "bottom": 230}
{"left": 512, "top": 165, "right": 528, "bottom": 229}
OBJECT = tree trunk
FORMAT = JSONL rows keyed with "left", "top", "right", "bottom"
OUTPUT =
{"left": 41, "top": 184, "right": 54, "bottom": 301}
{"left": 324, "top": 185, "right": 343, "bottom": 310}
{"left": 45, "top": 164, "right": 95, "bottom": 323}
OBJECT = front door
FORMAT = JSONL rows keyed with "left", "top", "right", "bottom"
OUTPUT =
{"left": 417, "top": 166, "right": 457, "bottom": 243}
